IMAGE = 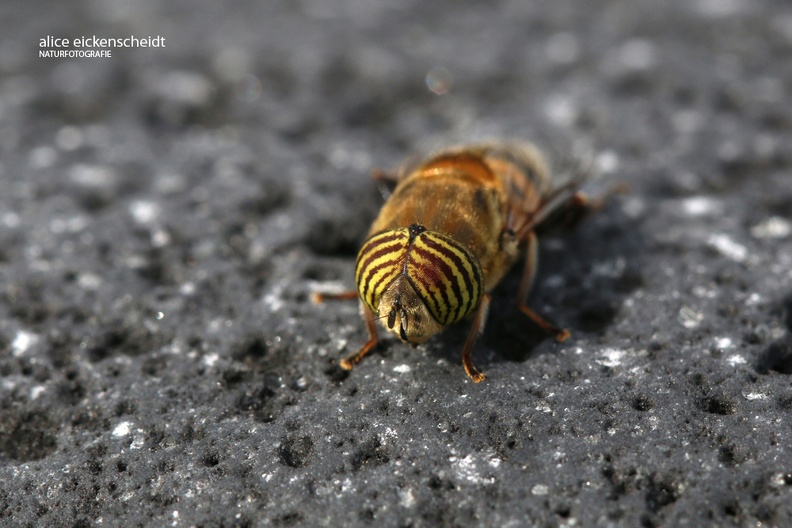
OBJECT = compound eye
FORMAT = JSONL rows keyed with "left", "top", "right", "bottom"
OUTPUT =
{"left": 354, "top": 228, "right": 411, "bottom": 315}
{"left": 405, "top": 231, "right": 484, "bottom": 326}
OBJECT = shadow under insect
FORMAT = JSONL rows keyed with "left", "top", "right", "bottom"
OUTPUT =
{"left": 481, "top": 201, "right": 645, "bottom": 366}
{"left": 756, "top": 292, "right": 792, "bottom": 376}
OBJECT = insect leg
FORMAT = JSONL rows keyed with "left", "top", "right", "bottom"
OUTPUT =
{"left": 311, "top": 291, "right": 359, "bottom": 303}
{"left": 371, "top": 165, "right": 413, "bottom": 200}
{"left": 541, "top": 183, "right": 630, "bottom": 232}
{"left": 339, "top": 304, "right": 380, "bottom": 370}
{"left": 518, "top": 231, "right": 571, "bottom": 342}
{"left": 515, "top": 180, "right": 583, "bottom": 239}
{"left": 461, "top": 293, "right": 491, "bottom": 383}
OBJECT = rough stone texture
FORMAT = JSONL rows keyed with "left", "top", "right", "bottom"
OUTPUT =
{"left": 2, "top": 0, "right": 792, "bottom": 527}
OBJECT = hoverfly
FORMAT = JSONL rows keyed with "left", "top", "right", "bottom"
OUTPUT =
{"left": 315, "top": 142, "right": 596, "bottom": 382}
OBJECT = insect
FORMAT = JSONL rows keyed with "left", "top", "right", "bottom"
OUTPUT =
{"left": 315, "top": 142, "right": 595, "bottom": 382}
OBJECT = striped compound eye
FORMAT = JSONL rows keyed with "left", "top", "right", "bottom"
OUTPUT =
{"left": 355, "top": 224, "right": 484, "bottom": 329}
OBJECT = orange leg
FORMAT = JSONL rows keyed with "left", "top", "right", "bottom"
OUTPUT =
{"left": 311, "top": 291, "right": 358, "bottom": 303}
{"left": 371, "top": 167, "right": 400, "bottom": 184}
{"left": 545, "top": 190, "right": 597, "bottom": 232}
{"left": 339, "top": 305, "right": 380, "bottom": 370}
{"left": 461, "top": 293, "right": 492, "bottom": 383}
{"left": 518, "top": 231, "right": 570, "bottom": 342}
{"left": 311, "top": 291, "right": 379, "bottom": 371}
{"left": 544, "top": 184, "right": 630, "bottom": 232}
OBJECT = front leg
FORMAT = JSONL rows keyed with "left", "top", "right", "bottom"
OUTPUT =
{"left": 339, "top": 304, "right": 380, "bottom": 370}
{"left": 461, "top": 293, "right": 492, "bottom": 383}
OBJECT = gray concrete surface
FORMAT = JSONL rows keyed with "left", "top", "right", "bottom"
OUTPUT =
{"left": 1, "top": 0, "right": 792, "bottom": 526}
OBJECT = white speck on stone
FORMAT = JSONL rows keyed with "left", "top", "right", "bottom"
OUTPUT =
{"left": 393, "top": 364, "right": 411, "bottom": 374}
{"left": 596, "top": 150, "right": 619, "bottom": 174}
{"left": 532, "top": 484, "right": 549, "bottom": 496}
{"left": 399, "top": 488, "right": 415, "bottom": 508}
{"left": 151, "top": 229, "right": 171, "bottom": 247}
{"left": 692, "top": 285, "right": 717, "bottom": 299}
{"left": 595, "top": 348, "right": 624, "bottom": 367}
{"left": 679, "top": 306, "right": 704, "bottom": 329}
{"left": 2, "top": 211, "right": 21, "bottom": 228}
{"left": 203, "top": 353, "right": 220, "bottom": 367}
{"left": 726, "top": 354, "right": 746, "bottom": 366}
{"left": 263, "top": 284, "right": 285, "bottom": 312}
{"left": 544, "top": 95, "right": 577, "bottom": 127}
{"left": 751, "top": 216, "right": 791, "bottom": 240}
{"left": 130, "top": 432, "right": 145, "bottom": 450}
{"left": 622, "top": 196, "right": 646, "bottom": 219}
{"left": 681, "top": 196, "right": 721, "bottom": 216}
{"left": 70, "top": 164, "right": 117, "bottom": 187}
{"left": 714, "top": 337, "right": 733, "bottom": 350}
{"left": 745, "top": 392, "right": 767, "bottom": 401}
{"left": 130, "top": 200, "right": 160, "bottom": 224}
{"left": 120, "top": 491, "right": 136, "bottom": 502}
{"left": 29, "top": 146, "right": 57, "bottom": 168}
{"left": 746, "top": 292, "right": 763, "bottom": 306}
{"left": 707, "top": 233, "right": 748, "bottom": 262}
{"left": 113, "top": 421, "right": 132, "bottom": 437}
{"left": 30, "top": 385, "right": 46, "bottom": 400}
{"left": 450, "top": 454, "right": 493, "bottom": 485}
{"left": 78, "top": 272, "right": 102, "bottom": 290}
{"left": 49, "top": 215, "right": 89, "bottom": 234}
{"left": 12, "top": 331, "right": 38, "bottom": 356}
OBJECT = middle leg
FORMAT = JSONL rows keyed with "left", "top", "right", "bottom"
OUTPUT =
{"left": 517, "top": 231, "right": 570, "bottom": 342}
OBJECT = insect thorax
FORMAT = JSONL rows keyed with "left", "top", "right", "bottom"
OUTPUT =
{"left": 355, "top": 225, "right": 484, "bottom": 343}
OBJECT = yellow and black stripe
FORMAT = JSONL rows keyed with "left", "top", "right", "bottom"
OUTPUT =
{"left": 355, "top": 224, "right": 483, "bottom": 326}
{"left": 355, "top": 228, "right": 411, "bottom": 314}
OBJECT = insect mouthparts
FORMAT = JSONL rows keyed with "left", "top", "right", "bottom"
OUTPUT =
{"left": 387, "top": 295, "right": 404, "bottom": 330}
{"left": 399, "top": 313, "right": 408, "bottom": 341}
{"left": 384, "top": 293, "right": 412, "bottom": 341}
{"left": 387, "top": 304, "right": 397, "bottom": 329}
